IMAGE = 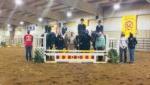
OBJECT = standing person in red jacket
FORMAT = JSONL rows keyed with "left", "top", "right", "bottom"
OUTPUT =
{"left": 24, "top": 31, "right": 33, "bottom": 62}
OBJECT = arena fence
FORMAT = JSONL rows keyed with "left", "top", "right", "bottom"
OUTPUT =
{"left": 0, "top": 36, "right": 23, "bottom": 47}
{"left": 109, "top": 38, "right": 150, "bottom": 52}
{"left": 1, "top": 36, "right": 149, "bottom": 63}
{"left": 1, "top": 36, "right": 149, "bottom": 52}
{"left": 136, "top": 38, "right": 150, "bottom": 51}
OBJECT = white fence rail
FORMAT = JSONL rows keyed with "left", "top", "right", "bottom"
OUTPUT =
{"left": 0, "top": 37, "right": 23, "bottom": 47}
{"left": 109, "top": 38, "right": 150, "bottom": 51}
{"left": 1, "top": 36, "right": 150, "bottom": 52}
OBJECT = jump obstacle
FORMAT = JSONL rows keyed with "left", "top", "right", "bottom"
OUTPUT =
{"left": 33, "top": 34, "right": 110, "bottom": 63}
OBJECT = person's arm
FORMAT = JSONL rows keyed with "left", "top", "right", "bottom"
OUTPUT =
{"left": 101, "top": 25, "right": 104, "bottom": 32}
{"left": 127, "top": 38, "right": 130, "bottom": 47}
{"left": 84, "top": 24, "right": 86, "bottom": 29}
{"left": 31, "top": 35, "right": 33, "bottom": 42}
{"left": 125, "top": 39, "right": 128, "bottom": 48}
{"left": 119, "top": 39, "right": 123, "bottom": 48}
{"left": 24, "top": 35, "right": 26, "bottom": 42}
{"left": 78, "top": 24, "right": 80, "bottom": 30}
{"left": 96, "top": 26, "right": 98, "bottom": 32}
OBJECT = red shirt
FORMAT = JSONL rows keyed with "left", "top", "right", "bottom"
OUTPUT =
{"left": 24, "top": 34, "right": 33, "bottom": 47}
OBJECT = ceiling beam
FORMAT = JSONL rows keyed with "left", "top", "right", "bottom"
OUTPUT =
{"left": 22, "top": 0, "right": 64, "bottom": 20}
{"left": 0, "top": 17, "right": 18, "bottom": 26}
{"left": 61, "top": 0, "right": 99, "bottom": 15}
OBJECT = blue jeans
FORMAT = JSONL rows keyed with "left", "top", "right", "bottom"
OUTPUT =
{"left": 119, "top": 47, "right": 127, "bottom": 63}
{"left": 25, "top": 46, "right": 32, "bottom": 61}
{"left": 129, "top": 48, "right": 135, "bottom": 63}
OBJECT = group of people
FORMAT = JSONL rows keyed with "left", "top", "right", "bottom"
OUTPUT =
{"left": 119, "top": 33, "right": 137, "bottom": 64}
{"left": 23, "top": 18, "right": 106, "bottom": 62}
{"left": 23, "top": 18, "right": 138, "bottom": 64}
{"left": 44, "top": 18, "right": 106, "bottom": 51}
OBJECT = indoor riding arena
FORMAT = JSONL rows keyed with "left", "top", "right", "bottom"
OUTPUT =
{"left": 0, "top": 0, "right": 150, "bottom": 85}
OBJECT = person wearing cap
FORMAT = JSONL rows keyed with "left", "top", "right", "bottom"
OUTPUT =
{"left": 24, "top": 31, "right": 33, "bottom": 62}
{"left": 78, "top": 18, "right": 86, "bottom": 35}
{"left": 96, "top": 20, "right": 103, "bottom": 33}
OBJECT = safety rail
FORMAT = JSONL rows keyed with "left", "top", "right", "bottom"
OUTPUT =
{"left": 136, "top": 38, "right": 150, "bottom": 51}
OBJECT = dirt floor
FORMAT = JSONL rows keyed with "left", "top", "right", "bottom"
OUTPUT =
{"left": 0, "top": 47, "right": 150, "bottom": 85}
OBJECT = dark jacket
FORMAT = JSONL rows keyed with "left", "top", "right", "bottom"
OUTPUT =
{"left": 62, "top": 27, "right": 67, "bottom": 35}
{"left": 78, "top": 24, "right": 86, "bottom": 35}
{"left": 46, "top": 32, "right": 56, "bottom": 49}
{"left": 96, "top": 25, "right": 103, "bottom": 33}
{"left": 79, "top": 34, "right": 91, "bottom": 50}
{"left": 45, "top": 25, "right": 51, "bottom": 33}
{"left": 55, "top": 35, "right": 65, "bottom": 50}
{"left": 128, "top": 37, "right": 137, "bottom": 49}
{"left": 74, "top": 35, "right": 80, "bottom": 50}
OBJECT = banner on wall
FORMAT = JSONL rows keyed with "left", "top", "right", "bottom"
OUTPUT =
{"left": 121, "top": 15, "right": 137, "bottom": 37}
{"left": 66, "top": 21, "right": 76, "bottom": 27}
{"left": 26, "top": 24, "right": 37, "bottom": 31}
{"left": 84, "top": 19, "right": 89, "bottom": 26}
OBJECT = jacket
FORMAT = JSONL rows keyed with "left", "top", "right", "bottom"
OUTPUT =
{"left": 128, "top": 37, "right": 137, "bottom": 49}
{"left": 96, "top": 25, "right": 103, "bottom": 33}
{"left": 95, "top": 34, "right": 106, "bottom": 48}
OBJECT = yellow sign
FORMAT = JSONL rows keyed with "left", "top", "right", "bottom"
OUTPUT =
{"left": 66, "top": 21, "right": 76, "bottom": 27}
{"left": 84, "top": 19, "right": 89, "bottom": 26}
{"left": 122, "top": 15, "right": 137, "bottom": 37}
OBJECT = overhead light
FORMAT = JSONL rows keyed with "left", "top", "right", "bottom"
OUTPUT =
{"left": 38, "top": 17, "right": 43, "bottom": 22}
{"left": 146, "top": 0, "right": 150, "bottom": 3}
{"left": 15, "top": 0, "right": 23, "bottom": 6}
{"left": 7, "top": 24, "right": 11, "bottom": 27}
{"left": 20, "top": 21, "right": 24, "bottom": 25}
{"left": 113, "top": 3, "right": 120, "bottom": 10}
{"left": 66, "top": 11, "right": 72, "bottom": 18}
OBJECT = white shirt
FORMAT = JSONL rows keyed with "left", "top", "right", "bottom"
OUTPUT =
{"left": 119, "top": 37, "right": 128, "bottom": 48}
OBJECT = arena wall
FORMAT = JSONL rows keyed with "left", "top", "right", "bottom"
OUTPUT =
{"left": 103, "top": 2, "right": 150, "bottom": 39}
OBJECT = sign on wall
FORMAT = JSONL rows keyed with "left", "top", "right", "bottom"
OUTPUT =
{"left": 84, "top": 19, "right": 90, "bottom": 26}
{"left": 26, "top": 24, "right": 37, "bottom": 31}
{"left": 66, "top": 21, "right": 76, "bottom": 27}
{"left": 122, "top": 15, "right": 137, "bottom": 37}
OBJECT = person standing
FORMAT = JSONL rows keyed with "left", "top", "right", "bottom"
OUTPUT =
{"left": 69, "top": 32, "right": 75, "bottom": 50}
{"left": 119, "top": 33, "right": 128, "bottom": 63}
{"left": 62, "top": 23, "right": 68, "bottom": 35}
{"left": 64, "top": 33, "right": 70, "bottom": 50}
{"left": 91, "top": 31, "right": 97, "bottom": 50}
{"left": 55, "top": 34, "right": 65, "bottom": 50}
{"left": 128, "top": 33, "right": 137, "bottom": 64}
{"left": 78, "top": 18, "right": 86, "bottom": 35}
{"left": 24, "top": 31, "right": 33, "bottom": 62}
{"left": 95, "top": 32, "right": 106, "bottom": 50}
{"left": 96, "top": 20, "right": 103, "bottom": 33}
{"left": 74, "top": 35, "right": 80, "bottom": 50}
{"left": 46, "top": 28, "right": 56, "bottom": 50}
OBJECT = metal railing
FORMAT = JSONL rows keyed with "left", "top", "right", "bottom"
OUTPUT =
{"left": 109, "top": 38, "right": 150, "bottom": 51}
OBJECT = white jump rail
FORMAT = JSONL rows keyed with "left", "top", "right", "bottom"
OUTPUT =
{"left": 44, "top": 50, "right": 109, "bottom": 63}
